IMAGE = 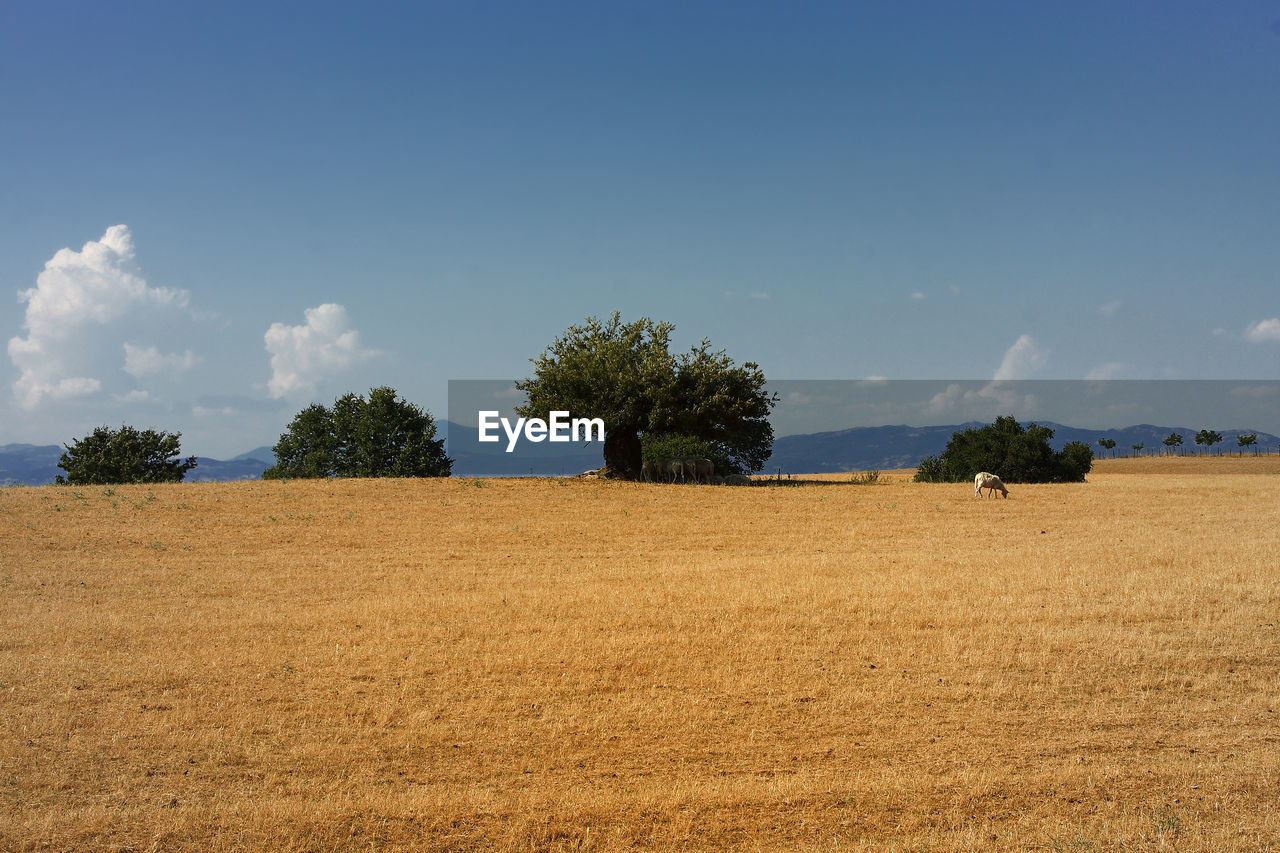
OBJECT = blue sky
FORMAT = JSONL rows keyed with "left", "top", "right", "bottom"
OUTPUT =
{"left": 3, "top": 1, "right": 1279, "bottom": 457}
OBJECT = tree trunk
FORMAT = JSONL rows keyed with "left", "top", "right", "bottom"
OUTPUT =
{"left": 603, "top": 428, "right": 642, "bottom": 479}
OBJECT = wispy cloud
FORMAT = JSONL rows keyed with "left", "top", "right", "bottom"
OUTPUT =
{"left": 264, "top": 303, "right": 376, "bottom": 399}
{"left": 123, "top": 343, "right": 199, "bottom": 379}
{"left": 923, "top": 383, "right": 965, "bottom": 416}
{"left": 193, "top": 404, "right": 239, "bottom": 418}
{"left": 910, "top": 291, "right": 926, "bottom": 302}
{"left": 1099, "top": 299, "right": 1122, "bottom": 318}
{"left": 7, "top": 225, "right": 189, "bottom": 409}
{"left": 923, "top": 380, "right": 1039, "bottom": 420}
{"left": 993, "top": 334, "right": 1047, "bottom": 381}
{"left": 1244, "top": 317, "right": 1280, "bottom": 343}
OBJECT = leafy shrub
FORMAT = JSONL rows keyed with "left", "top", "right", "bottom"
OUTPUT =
{"left": 912, "top": 416, "right": 1093, "bottom": 484}
{"left": 913, "top": 454, "right": 953, "bottom": 483}
{"left": 56, "top": 425, "right": 196, "bottom": 485}
{"left": 265, "top": 387, "right": 450, "bottom": 479}
{"left": 1058, "top": 441, "right": 1094, "bottom": 481}
{"left": 641, "top": 433, "right": 731, "bottom": 476}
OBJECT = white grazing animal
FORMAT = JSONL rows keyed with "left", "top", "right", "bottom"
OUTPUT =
{"left": 974, "top": 472, "right": 1009, "bottom": 498}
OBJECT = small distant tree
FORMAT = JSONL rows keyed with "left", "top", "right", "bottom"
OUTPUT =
{"left": 1162, "top": 432, "right": 1183, "bottom": 457}
{"left": 1237, "top": 433, "right": 1258, "bottom": 455}
{"left": 1131, "top": 442, "right": 1144, "bottom": 458}
{"left": 913, "top": 415, "right": 1092, "bottom": 483}
{"left": 56, "top": 424, "right": 197, "bottom": 485}
{"left": 265, "top": 387, "right": 450, "bottom": 479}
{"left": 1098, "top": 438, "right": 1117, "bottom": 458}
{"left": 1194, "top": 429, "right": 1223, "bottom": 456}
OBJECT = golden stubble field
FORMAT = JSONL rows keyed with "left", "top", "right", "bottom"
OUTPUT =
{"left": 3, "top": 457, "right": 1279, "bottom": 851}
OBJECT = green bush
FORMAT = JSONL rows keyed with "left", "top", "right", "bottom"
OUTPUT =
{"left": 912, "top": 416, "right": 1093, "bottom": 484}
{"left": 265, "top": 387, "right": 450, "bottom": 479}
{"left": 913, "top": 454, "right": 952, "bottom": 483}
{"left": 56, "top": 424, "right": 196, "bottom": 485}
{"left": 1058, "top": 441, "right": 1094, "bottom": 481}
{"left": 641, "top": 433, "right": 731, "bottom": 476}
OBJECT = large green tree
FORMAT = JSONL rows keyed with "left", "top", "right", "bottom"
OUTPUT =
{"left": 515, "top": 313, "right": 776, "bottom": 479}
{"left": 913, "top": 415, "right": 1092, "bottom": 484}
{"left": 56, "top": 424, "right": 197, "bottom": 485}
{"left": 264, "top": 387, "right": 450, "bottom": 479}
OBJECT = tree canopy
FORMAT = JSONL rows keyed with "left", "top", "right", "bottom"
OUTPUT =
{"left": 56, "top": 424, "right": 197, "bottom": 485}
{"left": 264, "top": 387, "right": 451, "bottom": 479}
{"left": 914, "top": 416, "right": 1093, "bottom": 484}
{"left": 1194, "top": 429, "right": 1223, "bottom": 454}
{"left": 515, "top": 313, "right": 776, "bottom": 478}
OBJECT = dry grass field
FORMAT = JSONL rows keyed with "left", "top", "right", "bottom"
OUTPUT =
{"left": 3, "top": 456, "right": 1279, "bottom": 851}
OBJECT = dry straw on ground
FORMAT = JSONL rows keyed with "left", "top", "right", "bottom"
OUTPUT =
{"left": 3, "top": 457, "right": 1279, "bottom": 851}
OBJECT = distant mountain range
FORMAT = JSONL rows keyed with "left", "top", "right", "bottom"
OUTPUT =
{"left": 3, "top": 423, "right": 1275, "bottom": 485}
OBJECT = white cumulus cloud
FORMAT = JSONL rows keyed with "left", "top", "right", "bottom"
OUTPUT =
{"left": 264, "top": 303, "right": 376, "bottom": 399}
{"left": 993, "top": 334, "right": 1047, "bottom": 381}
{"left": 1244, "top": 317, "right": 1280, "bottom": 343}
{"left": 41, "top": 376, "right": 103, "bottom": 402}
{"left": 7, "top": 225, "right": 189, "bottom": 409}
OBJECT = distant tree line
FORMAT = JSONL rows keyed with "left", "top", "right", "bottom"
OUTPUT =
{"left": 48, "top": 311, "right": 1270, "bottom": 485}
{"left": 48, "top": 309, "right": 775, "bottom": 485}
{"left": 1097, "top": 429, "right": 1260, "bottom": 457}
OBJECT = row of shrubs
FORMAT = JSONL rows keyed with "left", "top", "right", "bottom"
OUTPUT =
{"left": 56, "top": 411, "right": 1090, "bottom": 487}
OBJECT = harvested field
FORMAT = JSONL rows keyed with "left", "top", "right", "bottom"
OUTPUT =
{"left": 2, "top": 457, "right": 1279, "bottom": 851}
